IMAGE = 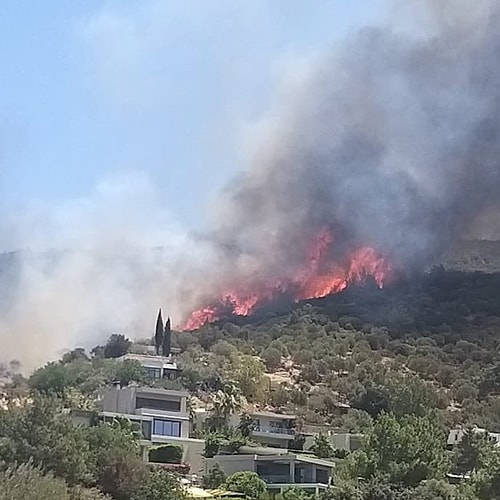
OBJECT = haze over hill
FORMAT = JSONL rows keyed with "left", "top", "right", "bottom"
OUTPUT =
{"left": 4, "top": 0, "right": 500, "bottom": 368}
{"left": 0, "top": 239, "right": 499, "bottom": 370}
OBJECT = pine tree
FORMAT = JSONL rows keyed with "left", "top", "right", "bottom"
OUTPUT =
{"left": 154, "top": 309, "right": 163, "bottom": 356}
{"left": 162, "top": 317, "right": 171, "bottom": 357}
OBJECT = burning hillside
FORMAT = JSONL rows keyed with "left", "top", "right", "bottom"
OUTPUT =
{"left": 180, "top": 2, "right": 500, "bottom": 331}
{"left": 183, "top": 228, "right": 391, "bottom": 329}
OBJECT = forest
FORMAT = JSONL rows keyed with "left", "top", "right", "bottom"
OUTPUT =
{"left": 2, "top": 265, "right": 500, "bottom": 498}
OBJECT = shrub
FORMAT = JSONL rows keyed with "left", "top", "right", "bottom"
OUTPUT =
{"left": 149, "top": 444, "right": 183, "bottom": 464}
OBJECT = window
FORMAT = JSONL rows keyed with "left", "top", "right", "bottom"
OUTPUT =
{"left": 153, "top": 419, "right": 181, "bottom": 437}
{"left": 142, "top": 420, "right": 152, "bottom": 440}
{"left": 145, "top": 367, "right": 162, "bottom": 379}
{"left": 316, "top": 468, "right": 329, "bottom": 485}
{"left": 136, "top": 397, "right": 181, "bottom": 412}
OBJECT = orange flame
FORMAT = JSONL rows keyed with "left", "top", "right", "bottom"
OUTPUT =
{"left": 183, "top": 229, "right": 391, "bottom": 330}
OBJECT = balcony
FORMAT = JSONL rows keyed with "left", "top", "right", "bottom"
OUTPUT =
{"left": 259, "top": 474, "right": 293, "bottom": 484}
{"left": 253, "top": 425, "right": 295, "bottom": 436}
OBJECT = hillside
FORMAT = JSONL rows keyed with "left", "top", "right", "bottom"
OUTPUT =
{"left": 174, "top": 266, "right": 500, "bottom": 433}
{"left": 443, "top": 239, "right": 500, "bottom": 272}
{"left": 3, "top": 249, "right": 500, "bottom": 498}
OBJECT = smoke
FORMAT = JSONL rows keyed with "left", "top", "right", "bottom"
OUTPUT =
{"left": 0, "top": 173, "right": 212, "bottom": 369}
{"left": 3, "top": 1, "right": 500, "bottom": 367}
{"left": 194, "top": 0, "right": 500, "bottom": 300}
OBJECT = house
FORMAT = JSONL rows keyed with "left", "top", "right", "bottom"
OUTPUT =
{"left": 329, "top": 432, "right": 362, "bottom": 452}
{"left": 236, "top": 410, "right": 297, "bottom": 449}
{"left": 100, "top": 385, "right": 205, "bottom": 475}
{"left": 303, "top": 431, "right": 362, "bottom": 453}
{"left": 447, "top": 427, "right": 500, "bottom": 448}
{"left": 206, "top": 447, "right": 336, "bottom": 495}
{"left": 102, "top": 385, "right": 190, "bottom": 439}
{"left": 119, "top": 353, "right": 180, "bottom": 380}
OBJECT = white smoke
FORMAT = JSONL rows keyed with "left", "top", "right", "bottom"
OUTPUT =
{"left": 0, "top": 172, "right": 213, "bottom": 370}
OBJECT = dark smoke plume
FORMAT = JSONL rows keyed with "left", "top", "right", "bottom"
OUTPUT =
{"left": 188, "top": 0, "right": 500, "bottom": 306}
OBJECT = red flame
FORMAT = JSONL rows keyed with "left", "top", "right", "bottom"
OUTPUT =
{"left": 182, "top": 229, "right": 391, "bottom": 330}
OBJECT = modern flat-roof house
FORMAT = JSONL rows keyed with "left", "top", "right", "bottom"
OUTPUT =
{"left": 206, "top": 447, "right": 336, "bottom": 495}
{"left": 119, "top": 353, "right": 180, "bottom": 380}
{"left": 102, "top": 385, "right": 190, "bottom": 439}
{"left": 100, "top": 385, "right": 205, "bottom": 475}
{"left": 447, "top": 427, "right": 500, "bottom": 448}
{"left": 302, "top": 431, "right": 362, "bottom": 453}
{"left": 241, "top": 410, "right": 297, "bottom": 449}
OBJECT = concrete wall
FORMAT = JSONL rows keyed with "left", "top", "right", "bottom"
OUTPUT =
{"left": 136, "top": 388, "right": 188, "bottom": 414}
{"left": 252, "top": 434, "right": 290, "bottom": 448}
{"left": 102, "top": 386, "right": 135, "bottom": 414}
{"left": 205, "top": 455, "right": 258, "bottom": 476}
{"left": 304, "top": 432, "right": 361, "bottom": 452}
{"left": 102, "top": 386, "right": 188, "bottom": 415}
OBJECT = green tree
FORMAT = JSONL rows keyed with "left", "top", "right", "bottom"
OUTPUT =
{"left": 163, "top": 316, "right": 172, "bottom": 357}
{"left": 310, "top": 433, "right": 334, "bottom": 459}
{"left": 412, "top": 479, "right": 469, "bottom": 500}
{"left": 103, "top": 334, "right": 132, "bottom": 359}
{"left": 277, "top": 486, "right": 311, "bottom": 500}
{"left": 319, "top": 480, "right": 364, "bottom": 500}
{"left": 113, "top": 360, "right": 147, "bottom": 386}
{"left": 386, "top": 374, "right": 439, "bottom": 417}
{"left": 453, "top": 429, "right": 496, "bottom": 475}
{"left": 29, "top": 362, "right": 73, "bottom": 395}
{"left": 470, "top": 450, "right": 500, "bottom": 499}
{"left": 351, "top": 386, "right": 389, "bottom": 418}
{"left": 237, "top": 413, "right": 256, "bottom": 438}
{"left": 85, "top": 419, "right": 143, "bottom": 499}
{"left": 207, "top": 383, "right": 243, "bottom": 431}
{"left": 0, "top": 464, "right": 111, "bottom": 500}
{"left": 70, "top": 486, "right": 112, "bottom": 500}
{"left": 261, "top": 347, "right": 282, "bottom": 372}
{"left": 155, "top": 309, "right": 164, "bottom": 356}
{"left": 344, "top": 413, "right": 449, "bottom": 487}
{"left": 224, "top": 471, "right": 266, "bottom": 499}
{"left": 132, "top": 469, "right": 185, "bottom": 500}
{"left": 62, "top": 348, "right": 90, "bottom": 365}
{"left": 97, "top": 449, "right": 146, "bottom": 500}
{"left": 289, "top": 433, "right": 306, "bottom": 452}
{"left": 0, "top": 394, "right": 90, "bottom": 485}
{"left": 203, "top": 433, "right": 222, "bottom": 458}
{"left": 233, "top": 355, "right": 265, "bottom": 401}
{"left": 202, "top": 464, "right": 226, "bottom": 489}
{"left": 0, "top": 463, "right": 69, "bottom": 500}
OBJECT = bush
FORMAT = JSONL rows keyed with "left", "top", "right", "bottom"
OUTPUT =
{"left": 202, "top": 464, "right": 226, "bottom": 489}
{"left": 261, "top": 347, "right": 282, "bottom": 372}
{"left": 133, "top": 469, "right": 186, "bottom": 500}
{"left": 225, "top": 471, "right": 266, "bottom": 499}
{"left": 149, "top": 444, "right": 183, "bottom": 464}
{"left": 204, "top": 433, "right": 222, "bottom": 458}
{"left": 103, "top": 334, "right": 132, "bottom": 359}
{"left": 0, "top": 463, "right": 69, "bottom": 500}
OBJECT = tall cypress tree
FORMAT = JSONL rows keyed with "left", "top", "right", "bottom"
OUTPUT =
{"left": 162, "top": 316, "right": 171, "bottom": 357}
{"left": 154, "top": 309, "right": 164, "bottom": 355}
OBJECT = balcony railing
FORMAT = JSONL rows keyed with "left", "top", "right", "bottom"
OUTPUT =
{"left": 258, "top": 474, "right": 293, "bottom": 484}
{"left": 253, "top": 425, "right": 294, "bottom": 435}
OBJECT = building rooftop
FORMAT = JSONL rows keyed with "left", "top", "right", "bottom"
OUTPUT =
{"left": 248, "top": 410, "right": 296, "bottom": 420}
{"left": 133, "top": 386, "right": 189, "bottom": 398}
{"left": 214, "top": 452, "right": 336, "bottom": 469}
{"left": 119, "top": 353, "right": 177, "bottom": 366}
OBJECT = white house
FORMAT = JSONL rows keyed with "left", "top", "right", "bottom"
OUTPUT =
{"left": 447, "top": 427, "right": 500, "bottom": 447}
{"left": 100, "top": 385, "right": 205, "bottom": 475}
{"left": 119, "top": 353, "right": 180, "bottom": 380}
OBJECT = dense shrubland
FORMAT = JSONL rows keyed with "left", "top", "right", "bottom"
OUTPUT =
{"left": 3, "top": 269, "right": 500, "bottom": 498}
